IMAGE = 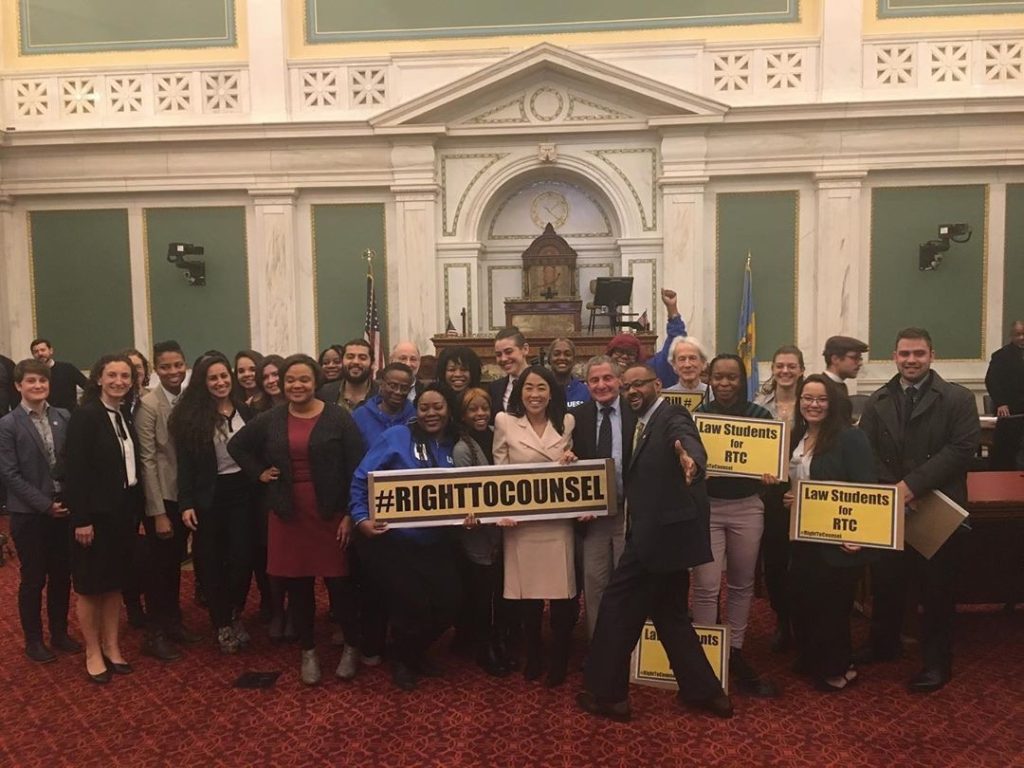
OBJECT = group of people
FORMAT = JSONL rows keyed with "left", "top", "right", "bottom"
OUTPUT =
{"left": 0, "top": 293, "right": 991, "bottom": 721}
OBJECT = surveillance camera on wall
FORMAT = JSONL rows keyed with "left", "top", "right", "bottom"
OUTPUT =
{"left": 918, "top": 223, "right": 970, "bottom": 272}
{"left": 167, "top": 242, "right": 206, "bottom": 286}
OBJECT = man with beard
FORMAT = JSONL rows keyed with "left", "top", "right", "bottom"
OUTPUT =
{"left": 319, "top": 339, "right": 377, "bottom": 411}
{"left": 577, "top": 363, "right": 732, "bottom": 722}
{"left": 29, "top": 339, "right": 89, "bottom": 411}
{"left": 857, "top": 327, "right": 979, "bottom": 692}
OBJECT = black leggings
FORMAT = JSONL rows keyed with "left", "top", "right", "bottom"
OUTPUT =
{"left": 193, "top": 473, "right": 252, "bottom": 630}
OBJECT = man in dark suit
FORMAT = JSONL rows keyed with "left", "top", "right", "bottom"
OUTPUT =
{"left": 488, "top": 327, "right": 530, "bottom": 416}
{"left": 0, "top": 359, "right": 82, "bottom": 662}
{"left": 984, "top": 320, "right": 1024, "bottom": 470}
{"left": 578, "top": 363, "right": 732, "bottom": 721}
{"left": 857, "top": 327, "right": 980, "bottom": 692}
{"left": 571, "top": 355, "right": 634, "bottom": 639}
{"left": 30, "top": 338, "right": 89, "bottom": 411}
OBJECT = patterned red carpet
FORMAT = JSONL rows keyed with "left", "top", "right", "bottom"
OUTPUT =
{"left": 1, "top": 538, "right": 1022, "bottom": 767}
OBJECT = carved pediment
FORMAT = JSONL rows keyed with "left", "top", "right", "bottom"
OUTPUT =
{"left": 372, "top": 42, "right": 727, "bottom": 133}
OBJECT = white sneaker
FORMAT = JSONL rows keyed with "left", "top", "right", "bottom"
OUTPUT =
{"left": 301, "top": 649, "right": 321, "bottom": 686}
{"left": 335, "top": 645, "right": 360, "bottom": 680}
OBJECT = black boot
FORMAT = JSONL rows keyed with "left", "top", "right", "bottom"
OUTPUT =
{"left": 730, "top": 648, "right": 779, "bottom": 698}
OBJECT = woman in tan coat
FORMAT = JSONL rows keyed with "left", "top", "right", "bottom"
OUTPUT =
{"left": 493, "top": 365, "right": 576, "bottom": 687}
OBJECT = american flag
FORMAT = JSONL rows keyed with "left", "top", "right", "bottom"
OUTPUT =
{"left": 364, "top": 250, "right": 382, "bottom": 375}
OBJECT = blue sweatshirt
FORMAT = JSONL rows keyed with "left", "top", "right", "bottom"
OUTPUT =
{"left": 352, "top": 394, "right": 415, "bottom": 452}
{"left": 655, "top": 314, "right": 687, "bottom": 388}
{"left": 350, "top": 423, "right": 455, "bottom": 543}
{"left": 563, "top": 377, "right": 591, "bottom": 410}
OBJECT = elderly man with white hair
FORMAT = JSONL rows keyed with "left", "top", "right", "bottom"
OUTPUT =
{"left": 390, "top": 341, "right": 423, "bottom": 402}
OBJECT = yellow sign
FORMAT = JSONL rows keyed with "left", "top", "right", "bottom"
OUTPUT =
{"left": 693, "top": 414, "right": 789, "bottom": 480}
{"left": 790, "top": 480, "right": 905, "bottom": 550}
{"left": 631, "top": 622, "right": 729, "bottom": 694}
{"left": 662, "top": 391, "right": 704, "bottom": 412}
{"left": 368, "top": 459, "right": 616, "bottom": 528}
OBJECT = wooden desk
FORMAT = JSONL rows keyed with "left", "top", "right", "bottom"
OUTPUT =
{"left": 958, "top": 471, "right": 1024, "bottom": 604}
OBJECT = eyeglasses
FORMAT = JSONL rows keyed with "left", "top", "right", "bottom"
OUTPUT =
{"left": 799, "top": 395, "right": 829, "bottom": 405}
{"left": 621, "top": 378, "right": 657, "bottom": 391}
{"left": 383, "top": 380, "right": 413, "bottom": 394}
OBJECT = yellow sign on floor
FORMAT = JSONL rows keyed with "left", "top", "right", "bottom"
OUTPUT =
{"left": 631, "top": 622, "right": 729, "bottom": 694}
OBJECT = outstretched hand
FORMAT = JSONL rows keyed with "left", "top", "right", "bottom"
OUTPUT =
{"left": 674, "top": 440, "right": 697, "bottom": 485}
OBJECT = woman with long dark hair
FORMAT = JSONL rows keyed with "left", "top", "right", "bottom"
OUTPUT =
{"left": 65, "top": 354, "right": 143, "bottom": 683}
{"left": 251, "top": 354, "right": 285, "bottom": 413}
{"left": 784, "top": 374, "right": 877, "bottom": 692}
{"left": 171, "top": 355, "right": 255, "bottom": 653}
{"left": 493, "top": 365, "right": 577, "bottom": 687}
{"left": 693, "top": 353, "right": 780, "bottom": 698}
{"left": 234, "top": 350, "right": 264, "bottom": 408}
{"left": 350, "top": 384, "right": 462, "bottom": 691}
{"left": 229, "top": 355, "right": 364, "bottom": 685}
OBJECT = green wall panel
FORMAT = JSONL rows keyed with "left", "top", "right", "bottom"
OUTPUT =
{"left": 312, "top": 204, "right": 387, "bottom": 353}
{"left": 870, "top": 185, "right": 986, "bottom": 360}
{"left": 307, "top": 0, "right": 799, "bottom": 42}
{"left": 715, "top": 191, "right": 798, "bottom": 358}
{"left": 878, "top": 0, "right": 1024, "bottom": 18}
{"left": 20, "top": 0, "right": 235, "bottom": 54}
{"left": 145, "top": 207, "right": 250, "bottom": 362}
{"left": 1004, "top": 185, "right": 1024, "bottom": 335}
{"left": 30, "top": 209, "right": 134, "bottom": 369}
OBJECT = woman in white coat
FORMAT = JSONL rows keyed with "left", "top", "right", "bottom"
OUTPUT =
{"left": 493, "top": 365, "right": 576, "bottom": 688}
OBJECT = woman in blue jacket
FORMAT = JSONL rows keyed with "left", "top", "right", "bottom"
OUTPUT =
{"left": 350, "top": 383, "right": 462, "bottom": 691}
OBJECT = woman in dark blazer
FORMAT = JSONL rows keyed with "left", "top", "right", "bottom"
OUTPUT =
{"left": 171, "top": 355, "right": 255, "bottom": 653}
{"left": 784, "top": 373, "right": 878, "bottom": 692}
{"left": 65, "top": 354, "right": 143, "bottom": 684}
{"left": 228, "top": 354, "right": 364, "bottom": 685}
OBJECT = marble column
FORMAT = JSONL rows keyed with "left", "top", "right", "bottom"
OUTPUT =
{"left": 245, "top": 0, "right": 290, "bottom": 121}
{"left": 658, "top": 131, "right": 709, "bottom": 341}
{"left": 390, "top": 142, "right": 439, "bottom": 351}
{"left": 249, "top": 189, "right": 303, "bottom": 354}
{"left": 813, "top": 172, "right": 866, "bottom": 388}
{"left": 820, "top": 0, "right": 864, "bottom": 100}
{"left": 0, "top": 196, "right": 18, "bottom": 354}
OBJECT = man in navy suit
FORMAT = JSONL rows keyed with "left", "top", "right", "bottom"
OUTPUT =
{"left": 0, "top": 359, "right": 83, "bottom": 662}
{"left": 577, "top": 363, "right": 731, "bottom": 721}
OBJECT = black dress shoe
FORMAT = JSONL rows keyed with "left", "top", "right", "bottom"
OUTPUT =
{"left": 101, "top": 654, "right": 134, "bottom": 675}
{"left": 165, "top": 624, "right": 202, "bottom": 645}
{"left": 576, "top": 691, "right": 632, "bottom": 722}
{"left": 679, "top": 692, "right": 735, "bottom": 719}
{"left": 908, "top": 668, "right": 950, "bottom": 693}
{"left": 51, "top": 635, "right": 84, "bottom": 654}
{"left": 25, "top": 640, "right": 57, "bottom": 663}
{"left": 391, "top": 661, "right": 419, "bottom": 691}
{"left": 142, "top": 634, "right": 183, "bottom": 662}
{"left": 87, "top": 667, "right": 112, "bottom": 685}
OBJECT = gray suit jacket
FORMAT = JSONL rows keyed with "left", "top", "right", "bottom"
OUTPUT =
{"left": 0, "top": 404, "right": 70, "bottom": 514}
{"left": 136, "top": 387, "right": 178, "bottom": 516}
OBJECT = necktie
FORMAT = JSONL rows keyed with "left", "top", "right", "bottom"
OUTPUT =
{"left": 597, "top": 406, "right": 613, "bottom": 458}
{"left": 631, "top": 419, "right": 646, "bottom": 454}
{"left": 904, "top": 386, "right": 918, "bottom": 426}
{"left": 107, "top": 407, "right": 128, "bottom": 440}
